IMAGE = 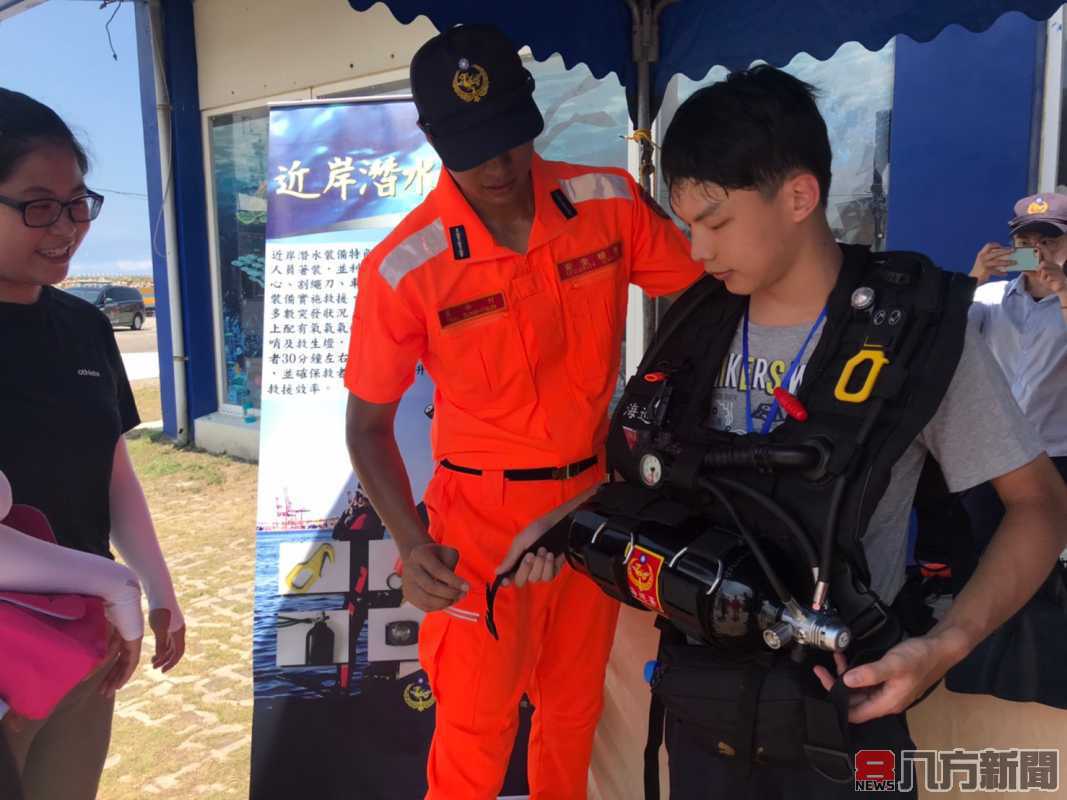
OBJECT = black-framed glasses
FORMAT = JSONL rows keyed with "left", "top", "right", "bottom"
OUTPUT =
{"left": 0, "top": 190, "right": 104, "bottom": 228}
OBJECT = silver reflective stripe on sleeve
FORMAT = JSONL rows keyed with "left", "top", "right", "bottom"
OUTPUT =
{"left": 559, "top": 172, "right": 633, "bottom": 205}
{"left": 379, "top": 218, "right": 448, "bottom": 289}
{"left": 444, "top": 607, "right": 480, "bottom": 623}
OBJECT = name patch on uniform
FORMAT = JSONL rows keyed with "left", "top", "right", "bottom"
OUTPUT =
{"left": 438, "top": 293, "right": 506, "bottom": 329}
{"left": 557, "top": 241, "right": 623, "bottom": 282}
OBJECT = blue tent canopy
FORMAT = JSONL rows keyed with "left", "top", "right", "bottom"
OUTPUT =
{"left": 348, "top": 0, "right": 1063, "bottom": 124}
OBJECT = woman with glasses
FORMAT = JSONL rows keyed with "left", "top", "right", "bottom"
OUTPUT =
{"left": 0, "top": 88, "right": 185, "bottom": 800}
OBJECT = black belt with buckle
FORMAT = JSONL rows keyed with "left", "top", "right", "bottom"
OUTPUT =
{"left": 440, "top": 455, "right": 598, "bottom": 482}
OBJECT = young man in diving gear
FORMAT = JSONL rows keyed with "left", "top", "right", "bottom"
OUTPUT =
{"left": 596, "top": 65, "right": 1067, "bottom": 798}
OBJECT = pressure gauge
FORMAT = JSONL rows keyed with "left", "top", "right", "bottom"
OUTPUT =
{"left": 638, "top": 452, "right": 664, "bottom": 488}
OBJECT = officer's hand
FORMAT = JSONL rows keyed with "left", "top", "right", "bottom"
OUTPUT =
{"left": 970, "top": 242, "right": 1014, "bottom": 285}
{"left": 814, "top": 634, "right": 956, "bottom": 724}
{"left": 501, "top": 547, "right": 564, "bottom": 589}
{"left": 401, "top": 543, "right": 469, "bottom": 612}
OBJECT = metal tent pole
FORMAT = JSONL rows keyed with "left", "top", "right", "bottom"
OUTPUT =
{"left": 626, "top": 0, "right": 678, "bottom": 347}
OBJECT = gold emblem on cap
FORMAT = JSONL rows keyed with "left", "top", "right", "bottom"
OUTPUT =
{"left": 1028, "top": 197, "right": 1050, "bottom": 214}
{"left": 452, "top": 61, "right": 490, "bottom": 103}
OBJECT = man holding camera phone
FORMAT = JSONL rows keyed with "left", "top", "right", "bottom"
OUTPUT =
{"left": 953, "top": 195, "right": 1067, "bottom": 706}
{"left": 970, "top": 194, "right": 1067, "bottom": 444}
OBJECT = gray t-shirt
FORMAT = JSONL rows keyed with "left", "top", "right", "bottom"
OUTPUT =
{"left": 709, "top": 316, "right": 1044, "bottom": 602}
{"left": 969, "top": 277, "right": 1067, "bottom": 457}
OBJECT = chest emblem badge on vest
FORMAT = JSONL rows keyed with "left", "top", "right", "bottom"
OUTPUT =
{"left": 452, "top": 61, "right": 490, "bottom": 103}
{"left": 625, "top": 545, "right": 665, "bottom": 613}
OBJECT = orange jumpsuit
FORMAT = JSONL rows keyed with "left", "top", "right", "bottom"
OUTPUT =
{"left": 346, "top": 154, "right": 702, "bottom": 799}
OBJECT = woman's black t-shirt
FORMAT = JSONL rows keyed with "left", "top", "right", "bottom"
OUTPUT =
{"left": 0, "top": 286, "right": 140, "bottom": 557}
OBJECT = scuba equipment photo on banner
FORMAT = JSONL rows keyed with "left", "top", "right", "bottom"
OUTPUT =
{"left": 495, "top": 245, "right": 974, "bottom": 784}
{"left": 277, "top": 611, "right": 337, "bottom": 667}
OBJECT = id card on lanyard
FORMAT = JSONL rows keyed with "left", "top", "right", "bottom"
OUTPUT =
{"left": 742, "top": 304, "right": 827, "bottom": 434}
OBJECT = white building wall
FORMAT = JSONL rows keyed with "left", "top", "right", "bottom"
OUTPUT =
{"left": 193, "top": 0, "right": 436, "bottom": 111}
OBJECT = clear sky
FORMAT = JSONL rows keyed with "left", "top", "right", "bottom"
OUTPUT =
{"left": 0, "top": 0, "right": 152, "bottom": 277}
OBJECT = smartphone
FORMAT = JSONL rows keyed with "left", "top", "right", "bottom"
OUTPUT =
{"left": 1009, "top": 247, "right": 1040, "bottom": 271}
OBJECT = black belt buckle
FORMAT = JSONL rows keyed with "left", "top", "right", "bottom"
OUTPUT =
{"left": 551, "top": 457, "right": 595, "bottom": 481}
{"left": 551, "top": 463, "right": 577, "bottom": 480}
{"left": 446, "top": 456, "right": 594, "bottom": 482}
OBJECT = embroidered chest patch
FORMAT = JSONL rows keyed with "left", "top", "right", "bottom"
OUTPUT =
{"left": 438, "top": 292, "right": 507, "bottom": 329}
{"left": 557, "top": 241, "right": 623, "bottom": 282}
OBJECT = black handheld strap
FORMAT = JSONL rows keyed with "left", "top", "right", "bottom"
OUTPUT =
{"left": 803, "top": 680, "right": 854, "bottom": 783}
{"left": 644, "top": 691, "right": 666, "bottom": 800}
{"left": 643, "top": 622, "right": 683, "bottom": 800}
{"left": 483, "top": 517, "right": 574, "bottom": 640}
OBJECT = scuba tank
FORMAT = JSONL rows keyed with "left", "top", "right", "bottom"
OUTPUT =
{"left": 567, "top": 483, "right": 850, "bottom": 655}
{"left": 305, "top": 613, "right": 335, "bottom": 666}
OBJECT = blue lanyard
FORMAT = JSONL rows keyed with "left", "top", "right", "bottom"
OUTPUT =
{"left": 742, "top": 304, "right": 828, "bottom": 434}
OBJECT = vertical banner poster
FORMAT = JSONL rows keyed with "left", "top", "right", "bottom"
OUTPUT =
{"left": 249, "top": 98, "right": 530, "bottom": 799}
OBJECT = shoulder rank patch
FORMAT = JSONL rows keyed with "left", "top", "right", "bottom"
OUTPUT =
{"left": 449, "top": 225, "right": 471, "bottom": 260}
{"left": 551, "top": 189, "right": 578, "bottom": 220}
{"left": 557, "top": 241, "right": 623, "bottom": 282}
{"left": 438, "top": 292, "right": 506, "bottom": 329}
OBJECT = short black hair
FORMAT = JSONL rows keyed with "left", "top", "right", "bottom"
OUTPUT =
{"left": 0, "top": 88, "right": 88, "bottom": 183}
{"left": 662, "top": 65, "right": 832, "bottom": 207}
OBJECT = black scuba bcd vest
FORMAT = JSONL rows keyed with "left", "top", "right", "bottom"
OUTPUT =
{"left": 605, "top": 244, "right": 975, "bottom": 622}
{"left": 579, "top": 244, "right": 976, "bottom": 791}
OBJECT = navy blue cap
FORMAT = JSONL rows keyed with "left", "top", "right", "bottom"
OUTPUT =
{"left": 410, "top": 25, "right": 544, "bottom": 171}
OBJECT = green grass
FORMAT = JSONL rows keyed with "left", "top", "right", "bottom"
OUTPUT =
{"left": 126, "top": 432, "right": 229, "bottom": 485}
{"left": 130, "top": 378, "right": 162, "bottom": 424}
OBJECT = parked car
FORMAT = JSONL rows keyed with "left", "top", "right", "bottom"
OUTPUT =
{"left": 64, "top": 284, "right": 147, "bottom": 330}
